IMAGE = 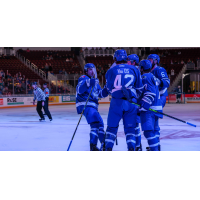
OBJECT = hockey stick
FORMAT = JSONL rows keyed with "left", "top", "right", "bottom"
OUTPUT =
{"left": 121, "top": 87, "right": 196, "bottom": 127}
{"left": 116, "top": 136, "right": 118, "bottom": 145}
{"left": 67, "top": 87, "right": 94, "bottom": 151}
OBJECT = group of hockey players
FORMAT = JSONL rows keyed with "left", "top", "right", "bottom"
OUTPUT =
{"left": 32, "top": 82, "right": 53, "bottom": 122}
{"left": 76, "top": 49, "right": 170, "bottom": 151}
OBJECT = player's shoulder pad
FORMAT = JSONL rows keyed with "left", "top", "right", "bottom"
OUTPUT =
{"left": 142, "top": 73, "right": 154, "bottom": 80}
{"left": 79, "top": 75, "right": 89, "bottom": 80}
{"left": 158, "top": 66, "right": 167, "bottom": 72}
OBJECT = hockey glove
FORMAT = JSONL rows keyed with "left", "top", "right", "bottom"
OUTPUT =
{"left": 122, "top": 86, "right": 137, "bottom": 103}
{"left": 139, "top": 99, "right": 151, "bottom": 111}
{"left": 86, "top": 78, "right": 99, "bottom": 87}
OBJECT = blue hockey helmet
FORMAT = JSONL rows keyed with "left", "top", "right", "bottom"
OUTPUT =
{"left": 139, "top": 59, "right": 152, "bottom": 71}
{"left": 114, "top": 49, "right": 127, "bottom": 62}
{"left": 127, "top": 54, "right": 139, "bottom": 64}
{"left": 147, "top": 54, "right": 160, "bottom": 64}
{"left": 84, "top": 63, "right": 97, "bottom": 78}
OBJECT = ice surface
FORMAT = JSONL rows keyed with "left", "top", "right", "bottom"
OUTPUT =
{"left": 0, "top": 103, "right": 199, "bottom": 151}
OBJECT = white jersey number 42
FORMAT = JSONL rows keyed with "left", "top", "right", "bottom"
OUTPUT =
{"left": 114, "top": 74, "right": 134, "bottom": 89}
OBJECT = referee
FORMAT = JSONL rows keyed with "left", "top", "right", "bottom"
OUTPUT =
{"left": 43, "top": 83, "right": 52, "bottom": 121}
{"left": 32, "top": 82, "right": 46, "bottom": 122}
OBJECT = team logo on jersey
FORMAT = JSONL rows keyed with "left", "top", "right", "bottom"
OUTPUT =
{"left": 81, "top": 75, "right": 85, "bottom": 78}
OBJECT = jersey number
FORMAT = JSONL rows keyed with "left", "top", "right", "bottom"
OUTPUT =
{"left": 114, "top": 74, "right": 134, "bottom": 89}
{"left": 161, "top": 72, "right": 165, "bottom": 77}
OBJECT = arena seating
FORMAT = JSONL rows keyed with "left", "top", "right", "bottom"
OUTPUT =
{"left": 18, "top": 50, "right": 82, "bottom": 74}
{"left": 0, "top": 56, "right": 42, "bottom": 81}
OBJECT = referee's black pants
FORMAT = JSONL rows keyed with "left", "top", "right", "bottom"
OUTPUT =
{"left": 43, "top": 97, "right": 52, "bottom": 120}
{"left": 37, "top": 101, "right": 45, "bottom": 119}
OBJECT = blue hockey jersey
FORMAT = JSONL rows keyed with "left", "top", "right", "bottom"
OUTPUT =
{"left": 105, "top": 63, "right": 143, "bottom": 99}
{"left": 76, "top": 75, "right": 108, "bottom": 114}
{"left": 151, "top": 66, "right": 170, "bottom": 97}
{"left": 140, "top": 73, "right": 163, "bottom": 118}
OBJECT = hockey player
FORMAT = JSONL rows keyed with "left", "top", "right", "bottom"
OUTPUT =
{"left": 105, "top": 49, "right": 143, "bottom": 151}
{"left": 147, "top": 54, "right": 170, "bottom": 107}
{"left": 32, "top": 82, "right": 46, "bottom": 122}
{"left": 43, "top": 83, "right": 52, "bottom": 121}
{"left": 147, "top": 54, "right": 170, "bottom": 150}
{"left": 138, "top": 60, "right": 163, "bottom": 151}
{"left": 76, "top": 63, "right": 109, "bottom": 151}
{"left": 127, "top": 54, "right": 142, "bottom": 151}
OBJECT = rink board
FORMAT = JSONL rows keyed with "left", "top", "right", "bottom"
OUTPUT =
{"left": 0, "top": 95, "right": 110, "bottom": 109}
{"left": 1, "top": 94, "right": 200, "bottom": 109}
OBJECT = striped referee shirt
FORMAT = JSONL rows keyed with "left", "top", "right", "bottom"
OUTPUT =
{"left": 43, "top": 88, "right": 50, "bottom": 98}
{"left": 33, "top": 87, "right": 45, "bottom": 101}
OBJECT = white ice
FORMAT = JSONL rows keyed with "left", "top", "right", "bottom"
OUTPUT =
{"left": 0, "top": 104, "right": 200, "bottom": 151}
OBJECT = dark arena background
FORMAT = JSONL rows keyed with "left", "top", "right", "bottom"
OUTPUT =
{"left": 0, "top": 47, "right": 199, "bottom": 151}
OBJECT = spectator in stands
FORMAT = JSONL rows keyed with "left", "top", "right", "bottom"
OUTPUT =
{"left": 70, "top": 57, "right": 73, "bottom": 62}
{"left": 178, "top": 51, "right": 181, "bottom": 55}
{"left": 0, "top": 80, "right": 4, "bottom": 88}
{"left": 65, "top": 87, "right": 70, "bottom": 94}
{"left": 22, "top": 75, "right": 26, "bottom": 81}
{"left": 1, "top": 70, "right": 5, "bottom": 78}
{"left": 171, "top": 69, "right": 175, "bottom": 76}
{"left": 57, "top": 85, "right": 63, "bottom": 94}
{"left": 50, "top": 71, "right": 54, "bottom": 75}
{"left": 18, "top": 77, "right": 22, "bottom": 84}
{"left": 181, "top": 60, "right": 185, "bottom": 64}
{"left": 3, "top": 87, "right": 8, "bottom": 95}
{"left": 171, "top": 60, "right": 174, "bottom": 64}
{"left": 26, "top": 48, "right": 30, "bottom": 53}
{"left": 26, "top": 78, "right": 30, "bottom": 85}
{"left": 16, "top": 84, "right": 24, "bottom": 94}
{"left": 49, "top": 55, "right": 53, "bottom": 60}
{"left": 80, "top": 71, "right": 83, "bottom": 75}
{"left": 27, "top": 84, "right": 33, "bottom": 94}
{"left": 21, "top": 80, "right": 26, "bottom": 90}
{"left": 42, "top": 56, "right": 45, "bottom": 60}
{"left": 59, "top": 69, "right": 63, "bottom": 74}
{"left": 187, "top": 59, "right": 192, "bottom": 64}
{"left": 41, "top": 66, "right": 45, "bottom": 72}
{"left": 46, "top": 55, "right": 50, "bottom": 60}
{"left": 66, "top": 58, "right": 70, "bottom": 62}
{"left": 196, "top": 57, "right": 200, "bottom": 62}
{"left": 0, "top": 88, "right": 2, "bottom": 95}
{"left": 49, "top": 63, "right": 53, "bottom": 72}
{"left": 45, "top": 63, "right": 49, "bottom": 78}
{"left": 62, "top": 69, "right": 67, "bottom": 75}
{"left": 174, "top": 60, "right": 178, "bottom": 64}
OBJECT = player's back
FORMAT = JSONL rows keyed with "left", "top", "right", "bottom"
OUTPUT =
{"left": 106, "top": 63, "right": 142, "bottom": 99}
